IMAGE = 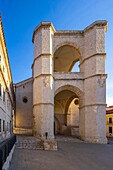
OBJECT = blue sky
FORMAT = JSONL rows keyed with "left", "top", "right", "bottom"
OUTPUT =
{"left": 0, "top": 0, "right": 113, "bottom": 106}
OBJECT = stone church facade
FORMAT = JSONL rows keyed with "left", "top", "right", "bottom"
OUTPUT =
{"left": 14, "top": 20, "right": 108, "bottom": 144}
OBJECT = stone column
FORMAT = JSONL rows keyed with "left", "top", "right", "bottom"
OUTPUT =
{"left": 32, "top": 22, "right": 55, "bottom": 140}
{"left": 79, "top": 21, "right": 108, "bottom": 143}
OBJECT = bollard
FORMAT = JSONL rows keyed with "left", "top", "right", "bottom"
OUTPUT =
{"left": 45, "top": 132, "right": 48, "bottom": 140}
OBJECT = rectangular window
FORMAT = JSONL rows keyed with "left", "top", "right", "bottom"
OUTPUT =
{"left": 3, "top": 120, "right": 5, "bottom": 131}
{"left": 109, "top": 118, "right": 112, "bottom": 123}
{"left": 0, "top": 84, "right": 1, "bottom": 97}
{"left": 109, "top": 127, "right": 112, "bottom": 134}
{"left": 0, "top": 119, "right": 1, "bottom": 132}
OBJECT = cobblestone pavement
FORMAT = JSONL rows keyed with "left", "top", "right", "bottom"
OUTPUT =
{"left": 15, "top": 135, "right": 83, "bottom": 150}
{"left": 16, "top": 135, "right": 41, "bottom": 150}
{"left": 9, "top": 136, "right": 113, "bottom": 170}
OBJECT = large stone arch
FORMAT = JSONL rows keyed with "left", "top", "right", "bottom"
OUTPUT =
{"left": 55, "top": 85, "right": 84, "bottom": 106}
{"left": 53, "top": 42, "right": 82, "bottom": 72}
{"left": 54, "top": 37, "right": 84, "bottom": 60}
{"left": 54, "top": 41, "right": 82, "bottom": 57}
{"left": 54, "top": 85, "right": 83, "bottom": 136}
{"left": 55, "top": 84, "right": 83, "bottom": 96}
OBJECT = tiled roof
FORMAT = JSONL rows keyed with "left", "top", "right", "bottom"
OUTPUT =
{"left": 106, "top": 106, "right": 113, "bottom": 114}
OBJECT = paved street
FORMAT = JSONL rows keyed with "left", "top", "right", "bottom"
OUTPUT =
{"left": 9, "top": 137, "right": 113, "bottom": 170}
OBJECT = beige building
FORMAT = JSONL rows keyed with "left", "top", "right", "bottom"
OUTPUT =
{"left": 0, "top": 17, "right": 14, "bottom": 141}
{"left": 14, "top": 20, "right": 108, "bottom": 144}
{"left": 106, "top": 106, "right": 113, "bottom": 137}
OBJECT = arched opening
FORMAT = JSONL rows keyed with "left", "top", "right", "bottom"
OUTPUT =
{"left": 54, "top": 45, "right": 80, "bottom": 72}
{"left": 54, "top": 88, "right": 80, "bottom": 136}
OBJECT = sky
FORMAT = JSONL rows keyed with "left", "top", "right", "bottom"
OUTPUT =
{"left": 0, "top": 0, "right": 113, "bottom": 106}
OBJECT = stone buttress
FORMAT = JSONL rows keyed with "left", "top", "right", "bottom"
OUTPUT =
{"left": 79, "top": 21, "right": 108, "bottom": 143}
{"left": 32, "top": 22, "right": 55, "bottom": 140}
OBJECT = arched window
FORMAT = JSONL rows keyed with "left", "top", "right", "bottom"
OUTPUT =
{"left": 22, "top": 96, "right": 28, "bottom": 103}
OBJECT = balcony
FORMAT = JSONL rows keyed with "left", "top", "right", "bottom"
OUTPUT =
{"left": 54, "top": 72, "right": 84, "bottom": 92}
{"left": 54, "top": 72, "right": 84, "bottom": 80}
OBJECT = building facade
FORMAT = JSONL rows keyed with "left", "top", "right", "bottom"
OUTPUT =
{"left": 0, "top": 17, "right": 14, "bottom": 141}
{"left": 106, "top": 106, "right": 113, "bottom": 137}
{"left": 14, "top": 20, "right": 108, "bottom": 144}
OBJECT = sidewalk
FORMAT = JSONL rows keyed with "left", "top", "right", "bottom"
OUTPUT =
{"left": 9, "top": 137, "right": 113, "bottom": 170}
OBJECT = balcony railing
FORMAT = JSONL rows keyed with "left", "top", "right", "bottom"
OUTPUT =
{"left": 54, "top": 72, "right": 84, "bottom": 80}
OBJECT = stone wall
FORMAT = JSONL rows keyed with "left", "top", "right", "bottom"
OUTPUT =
{"left": 15, "top": 78, "right": 33, "bottom": 130}
{"left": 54, "top": 72, "right": 84, "bottom": 95}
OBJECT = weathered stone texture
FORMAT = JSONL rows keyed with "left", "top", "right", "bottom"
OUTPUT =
{"left": 84, "top": 28, "right": 96, "bottom": 58}
{"left": 15, "top": 20, "right": 108, "bottom": 145}
{"left": 96, "top": 28, "right": 105, "bottom": 53}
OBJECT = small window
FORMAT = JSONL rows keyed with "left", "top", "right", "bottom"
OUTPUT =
{"left": 74, "top": 99, "right": 79, "bottom": 105}
{"left": 23, "top": 97, "right": 28, "bottom": 103}
{"left": 109, "top": 118, "right": 112, "bottom": 124}
{"left": 0, "top": 55, "right": 1, "bottom": 61}
{"left": 109, "top": 127, "right": 112, "bottom": 134}
{"left": 0, "top": 119, "right": 1, "bottom": 132}
{"left": 3, "top": 120, "right": 5, "bottom": 131}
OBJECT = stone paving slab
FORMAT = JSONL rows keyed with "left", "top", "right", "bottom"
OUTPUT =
{"left": 56, "top": 135, "right": 84, "bottom": 143}
{"left": 16, "top": 135, "right": 41, "bottom": 150}
{"left": 9, "top": 138, "right": 113, "bottom": 170}
{"left": 15, "top": 135, "right": 83, "bottom": 150}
